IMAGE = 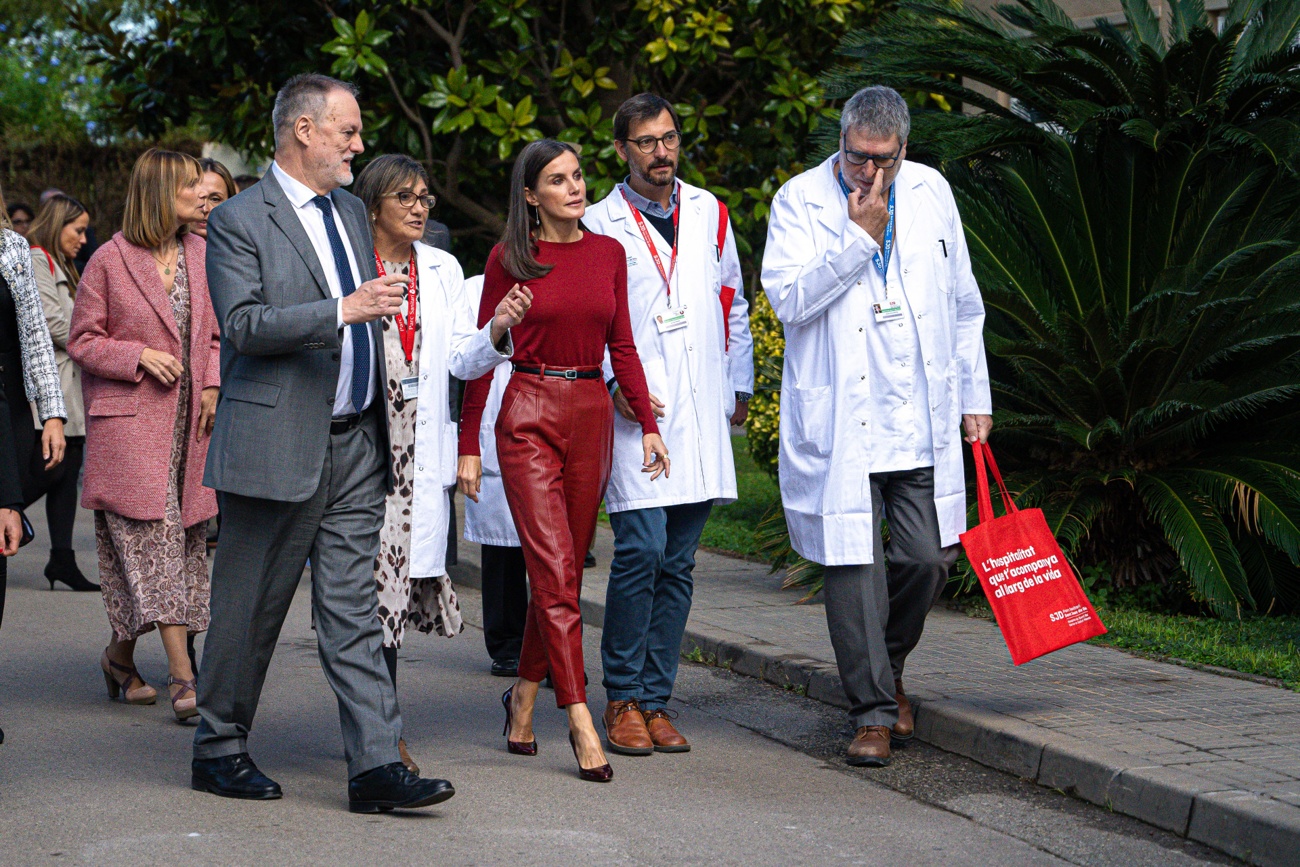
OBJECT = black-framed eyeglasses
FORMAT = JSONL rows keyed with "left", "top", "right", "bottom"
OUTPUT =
{"left": 385, "top": 191, "right": 438, "bottom": 210}
{"left": 623, "top": 131, "right": 682, "bottom": 154}
{"left": 841, "top": 136, "right": 904, "bottom": 168}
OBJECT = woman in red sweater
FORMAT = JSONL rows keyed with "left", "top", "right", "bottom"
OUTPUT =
{"left": 458, "top": 139, "right": 668, "bottom": 782}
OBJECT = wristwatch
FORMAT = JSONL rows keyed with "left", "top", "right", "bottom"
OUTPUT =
{"left": 735, "top": 392, "right": 752, "bottom": 404}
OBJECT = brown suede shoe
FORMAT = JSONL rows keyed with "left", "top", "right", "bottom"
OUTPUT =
{"left": 893, "top": 679, "right": 914, "bottom": 742}
{"left": 642, "top": 708, "right": 691, "bottom": 753}
{"left": 846, "top": 725, "right": 892, "bottom": 767}
{"left": 603, "top": 699, "right": 654, "bottom": 755}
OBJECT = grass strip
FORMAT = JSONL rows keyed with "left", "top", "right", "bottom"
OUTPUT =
{"left": 958, "top": 598, "right": 1300, "bottom": 691}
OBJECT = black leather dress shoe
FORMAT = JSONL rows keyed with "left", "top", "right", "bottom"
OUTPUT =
{"left": 192, "top": 754, "right": 282, "bottom": 800}
{"left": 491, "top": 658, "right": 519, "bottom": 677}
{"left": 348, "top": 761, "right": 455, "bottom": 813}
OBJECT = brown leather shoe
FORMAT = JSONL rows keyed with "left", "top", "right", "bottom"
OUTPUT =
{"left": 846, "top": 725, "right": 892, "bottom": 767}
{"left": 893, "top": 679, "right": 914, "bottom": 742}
{"left": 398, "top": 738, "right": 420, "bottom": 775}
{"left": 603, "top": 699, "right": 654, "bottom": 755}
{"left": 642, "top": 708, "right": 690, "bottom": 753}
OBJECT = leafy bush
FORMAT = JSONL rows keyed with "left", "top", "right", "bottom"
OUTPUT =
{"left": 745, "top": 287, "right": 784, "bottom": 479}
{"left": 779, "top": 0, "right": 1300, "bottom": 616}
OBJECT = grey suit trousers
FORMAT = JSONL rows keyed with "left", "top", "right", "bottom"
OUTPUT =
{"left": 822, "top": 467, "right": 959, "bottom": 730}
{"left": 193, "top": 409, "right": 402, "bottom": 778}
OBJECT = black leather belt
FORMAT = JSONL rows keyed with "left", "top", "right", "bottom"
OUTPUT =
{"left": 512, "top": 364, "right": 601, "bottom": 380}
{"left": 330, "top": 412, "right": 364, "bottom": 434}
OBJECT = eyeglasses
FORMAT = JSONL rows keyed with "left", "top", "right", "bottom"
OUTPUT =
{"left": 841, "top": 137, "right": 904, "bottom": 168}
{"left": 385, "top": 191, "right": 438, "bottom": 210}
{"left": 623, "top": 131, "right": 682, "bottom": 154}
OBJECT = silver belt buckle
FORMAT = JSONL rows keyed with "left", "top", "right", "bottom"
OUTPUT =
{"left": 563, "top": 369, "right": 578, "bottom": 380}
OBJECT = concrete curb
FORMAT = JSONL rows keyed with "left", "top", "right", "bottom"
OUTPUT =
{"left": 452, "top": 560, "right": 1298, "bottom": 867}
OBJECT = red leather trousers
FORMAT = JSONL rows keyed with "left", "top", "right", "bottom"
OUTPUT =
{"left": 497, "top": 369, "right": 613, "bottom": 707}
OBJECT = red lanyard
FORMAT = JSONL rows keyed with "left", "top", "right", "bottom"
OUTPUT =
{"left": 620, "top": 183, "right": 680, "bottom": 302}
{"left": 373, "top": 249, "right": 418, "bottom": 363}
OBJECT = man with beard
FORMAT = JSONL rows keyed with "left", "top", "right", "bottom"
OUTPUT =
{"left": 194, "top": 73, "right": 526, "bottom": 810}
{"left": 583, "top": 93, "right": 754, "bottom": 756}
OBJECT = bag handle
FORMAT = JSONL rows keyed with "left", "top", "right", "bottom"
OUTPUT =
{"left": 972, "top": 440, "right": 1017, "bottom": 524}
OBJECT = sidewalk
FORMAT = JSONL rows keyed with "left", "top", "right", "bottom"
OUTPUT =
{"left": 455, "top": 522, "right": 1300, "bottom": 867}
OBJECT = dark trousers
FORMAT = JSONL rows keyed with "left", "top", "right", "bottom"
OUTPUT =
{"left": 601, "top": 501, "right": 712, "bottom": 711}
{"left": 194, "top": 410, "right": 402, "bottom": 778}
{"left": 481, "top": 544, "right": 527, "bottom": 663}
{"left": 24, "top": 433, "right": 85, "bottom": 551}
{"left": 822, "top": 467, "right": 958, "bottom": 729}
{"left": 498, "top": 371, "right": 612, "bottom": 707}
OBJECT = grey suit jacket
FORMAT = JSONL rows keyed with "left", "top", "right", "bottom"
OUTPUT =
{"left": 203, "top": 170, "right": 390, "bottom": 502}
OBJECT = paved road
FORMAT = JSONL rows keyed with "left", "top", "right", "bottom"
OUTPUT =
{"left": 0, "top": 514, "right": 1236, "bottom": 866}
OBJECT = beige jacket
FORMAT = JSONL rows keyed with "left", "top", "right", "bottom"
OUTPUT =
{"left": 30, "top": 247, "right": 84, "bottom": 436}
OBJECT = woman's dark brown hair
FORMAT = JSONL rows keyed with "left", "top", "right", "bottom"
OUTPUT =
{"left": 501, "top": 139, "right": 581, "bottom": 281}
{"left": 198, "top": 158, "right": 239, "bottom": 200}
{"left": 28, "top": 193, "right": 88, "bottom": 290}
{"left": 353, "top": 154, "right": 430, "bottom": 221}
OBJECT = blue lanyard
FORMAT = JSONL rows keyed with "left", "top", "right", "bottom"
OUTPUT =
{"left": 838, "top": 170, "right": 896, "bottom": 283}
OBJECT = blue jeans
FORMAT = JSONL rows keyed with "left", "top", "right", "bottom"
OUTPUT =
{"left": 601, "top": 501, "right": 713, "bottom": 711}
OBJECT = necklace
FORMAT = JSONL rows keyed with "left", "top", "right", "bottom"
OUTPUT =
{"left": 152, "top": 244, "right": 178, "bottom": 276}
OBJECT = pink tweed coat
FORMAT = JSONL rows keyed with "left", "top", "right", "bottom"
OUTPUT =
{"left": 68, "top": 232, "right": 221, "bottom": 526}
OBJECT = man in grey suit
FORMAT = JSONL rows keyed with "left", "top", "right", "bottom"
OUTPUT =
{"left": 192, "top": 73, "right": 526, "bottom": 812}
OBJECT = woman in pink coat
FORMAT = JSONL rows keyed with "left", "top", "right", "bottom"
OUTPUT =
{"left": 69, "top": 149, "right": 220, "bottom": 722}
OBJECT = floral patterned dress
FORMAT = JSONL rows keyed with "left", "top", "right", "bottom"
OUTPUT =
{"left": 375, "top": 256, "right": 463, "bottom": 648}
{"left": 95, "top": 252, "right": 209, "bottom": 641}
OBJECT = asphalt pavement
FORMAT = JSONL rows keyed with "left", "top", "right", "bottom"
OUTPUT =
{"left": 0, "top": 508, "right": 1239, "bottom": 866}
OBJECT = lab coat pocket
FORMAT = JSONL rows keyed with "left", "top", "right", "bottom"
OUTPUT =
{"left": 790, "top": 383, "right": 833, "bottom": 457}
{"left": 930, "top": 362, "right": 959, "bottom": 447}
{"left": 441, "top": 421, "right": 458, "bottom": 488}
{"left": 934, "top": 239, "right": 955, "bottom": 293}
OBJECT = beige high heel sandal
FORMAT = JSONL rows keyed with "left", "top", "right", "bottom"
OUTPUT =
{"left": 167, "top": 675, "right": 198, "bottom": 722}
{"left": 100, "top": 650, "right": 158, "bottom": 705}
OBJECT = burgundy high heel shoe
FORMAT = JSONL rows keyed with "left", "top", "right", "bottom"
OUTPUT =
{"left": 501, "top": 687, "right": 538, "bottom": 756}
{"left": 569, "top": 732, "right": 613, "bottom": 783}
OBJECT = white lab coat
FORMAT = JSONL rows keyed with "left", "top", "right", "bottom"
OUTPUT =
{"left": 408, "top": 245, "right": 513, "bottom": 577}
{"left": 761, "top": 157, "right": 991, "bottom": 566}
{"left": 461, "top": 274, "right": 521, "bottom": 547}
{"left": 585, "top": 180, "right": 755, "bottom": 513}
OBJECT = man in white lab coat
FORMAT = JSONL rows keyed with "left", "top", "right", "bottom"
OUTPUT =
{"left": 585, "top": 93, "right": 754, "bottom": 756}
{"left": 762, "top": 86, "right": 992, "bottom": 767}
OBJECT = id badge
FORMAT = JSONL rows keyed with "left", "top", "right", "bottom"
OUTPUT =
{"left": 656, "top": 306, "right": 689, "bottom": 334}
{"left": 400, "top": 376, "right": 419, "bottom": 401}
{"left": 873, "top": 300, "right": 904, "bottom": 323}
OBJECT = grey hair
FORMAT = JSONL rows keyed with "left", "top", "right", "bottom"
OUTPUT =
{"left": 272, "top": 73, "right": 359, "bottom": 148}
{"left": 840, "top": 86, "right": 911, "bottom": 143}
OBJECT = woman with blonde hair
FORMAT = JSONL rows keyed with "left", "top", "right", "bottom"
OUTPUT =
{"left": 69, "top": 148, "right": 221, "bottom": 721}
{"left": 27, "top": 193, "right": 97, "bottom": 591}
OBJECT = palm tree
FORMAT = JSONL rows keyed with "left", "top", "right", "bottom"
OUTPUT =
{"left": 788, "top": 0, "right": 1300, "bottom": 615}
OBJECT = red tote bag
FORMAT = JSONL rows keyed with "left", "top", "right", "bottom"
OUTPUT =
{"left": 959, "top": 441, "right": 1106, "bottom": 664}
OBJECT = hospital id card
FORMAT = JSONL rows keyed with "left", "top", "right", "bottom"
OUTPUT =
{"left": 873, "top": 300, "right": 904, "bottom": 323}
{"left": 656, "top": 306, "right": 689, "bottom": 333}
{"left": 400, "top": 376, "right": 419, "bottom": 401}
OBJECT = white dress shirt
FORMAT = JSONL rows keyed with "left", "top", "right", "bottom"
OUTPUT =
{"left": 271, "top": 161, "right": 376, "bottom": 415}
